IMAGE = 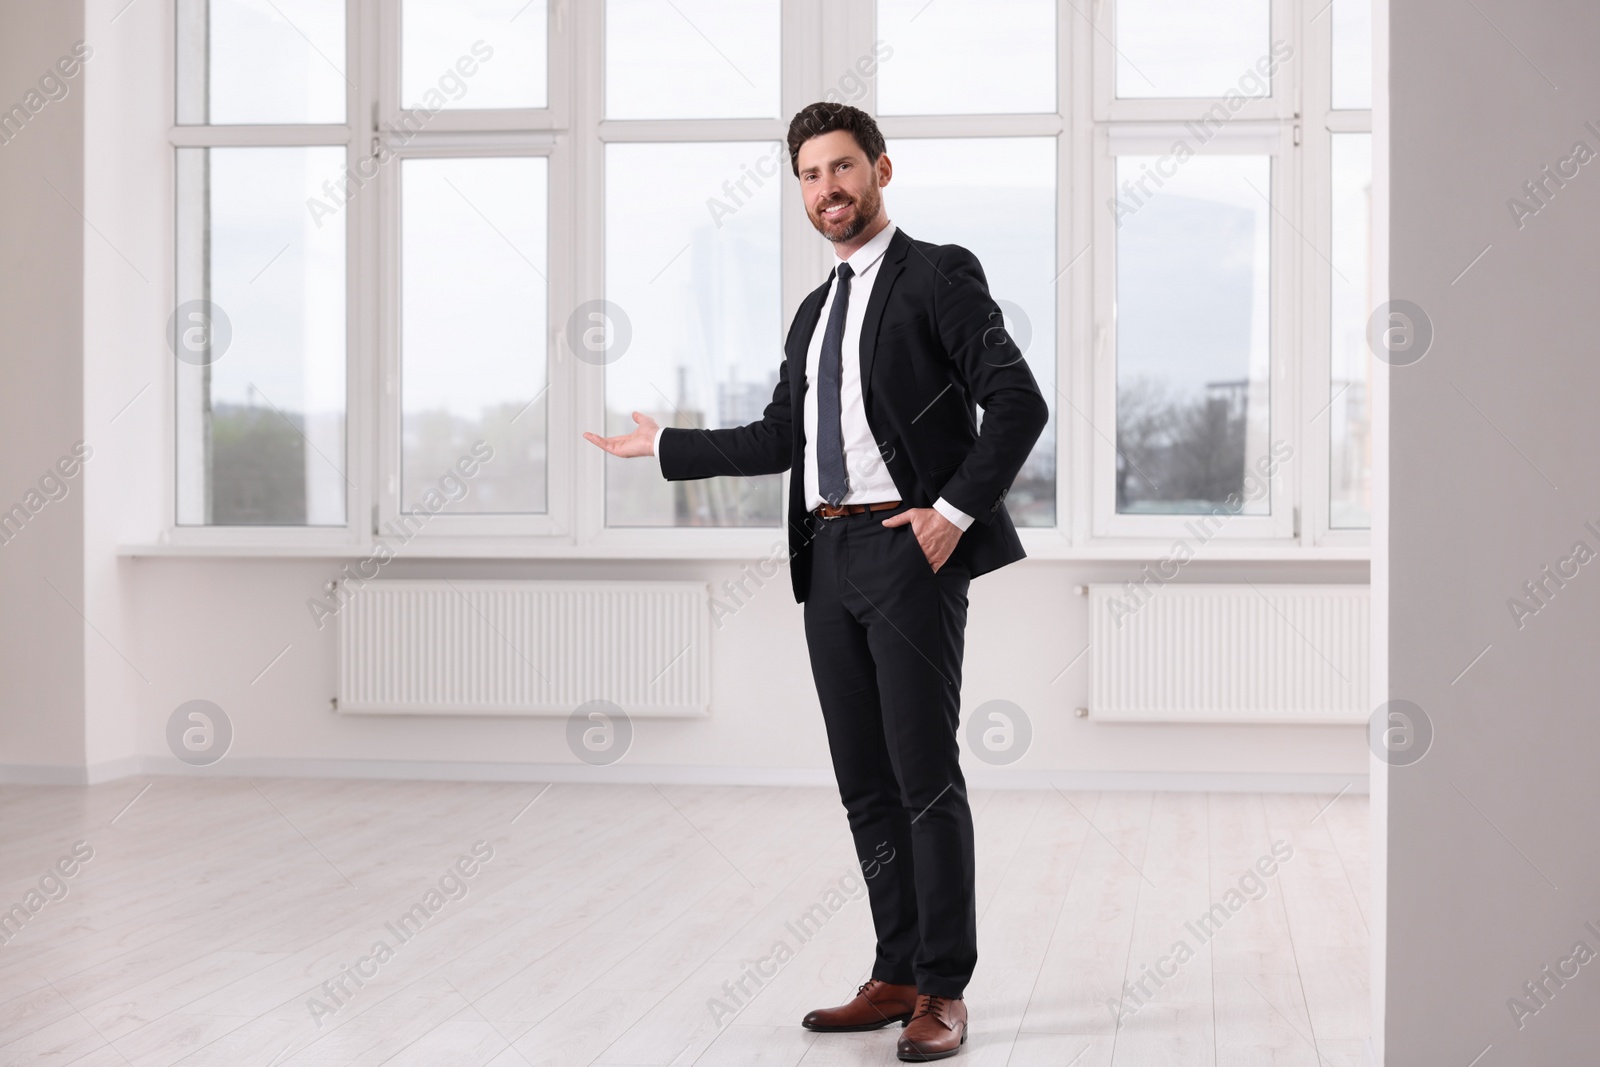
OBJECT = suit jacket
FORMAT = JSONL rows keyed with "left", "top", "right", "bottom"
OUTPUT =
{"left": 658, "top": 226, "right": 1050, "bottom": 603}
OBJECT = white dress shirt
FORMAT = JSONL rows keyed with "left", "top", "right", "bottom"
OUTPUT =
{"left": 657, "top": 220, "right": 972, "bottom": 531}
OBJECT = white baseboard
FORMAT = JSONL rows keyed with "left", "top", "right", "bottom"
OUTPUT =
{"left": 0, "top": 757, "right": 147, "bottom": 785}
{"left": 972, "top": 769, "right": 1368, "bottom": 794}
{"left": 0, "top": 763, "right": 85, "bottom": 785}
{"left": 1, "top": 756, "right": 1368, "bottom": 794}
{"left": 86, "top": 756, "right": 147, "bottom": 784}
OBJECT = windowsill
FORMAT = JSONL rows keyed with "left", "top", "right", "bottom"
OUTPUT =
{"left": 117, "top": 537, "right": 1371, "bottom": 564}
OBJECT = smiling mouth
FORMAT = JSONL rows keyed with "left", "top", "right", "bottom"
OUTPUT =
{"left": 819, "top": 199, "right": 853, "bottom": 221}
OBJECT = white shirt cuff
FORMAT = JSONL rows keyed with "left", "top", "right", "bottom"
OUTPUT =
{"left": 932, "top": 497, "right": 974, "bottom": 532}
{"left": 652, "top": 426, "right": 667, "bottom": 470}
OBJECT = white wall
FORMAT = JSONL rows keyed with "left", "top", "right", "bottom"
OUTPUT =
{"left": 1387, "top": 0, "right": 1600, "bottom": 1062}
{"left": 7, "top": 0, "right": 1372, "bottom": 791}
{"left": 0, "top": 0, "right": 88, "bottom": 771}
{"left": 81, "top": 0, "right": 165, "bottom": 773}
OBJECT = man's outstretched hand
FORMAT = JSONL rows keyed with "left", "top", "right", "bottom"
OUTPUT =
{"left": 583, "top": 411, "right": 660, "bottom": 458}
{"left": 881, "top": 507, "right": 963, "bottom": 572}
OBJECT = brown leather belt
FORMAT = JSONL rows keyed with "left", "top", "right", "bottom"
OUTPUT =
{"left": 813, "top": 499, "right": 901, "bottom": 519}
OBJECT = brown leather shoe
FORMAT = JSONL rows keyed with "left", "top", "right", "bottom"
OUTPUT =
{"left": 896, "top": 994, "right": 967, "bottom": 1061}
{"left": 801, "top": 979, "right": 919, "bottom": 1032}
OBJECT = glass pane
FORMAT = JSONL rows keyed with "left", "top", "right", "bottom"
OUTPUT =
{"left": 605, "top": 142, "right": 782, "bottom": 526}
{"left": 876, "top": 0, "right": 1056, "bottom": 115}
{"left": 1115, "top": 0, "right": 1273, "bottom": 100}
{"left": 402, "top": 0, "right": 548, "bottom": 111}
{"left": 176, "top": 0, "right": 346, "bottom": 124}
{"left": 884, "top": 137, "right": 1057, "bottom": 526}
{"left": 605, "top": 0, "right": 780, "bottom": 119}
{"left": 402, "top": 157, "right": 548, "bottom": 514}
{"left": 1115, "top": 154, "right": 1271, "bottom": 516}
{"left": 175, "top": 147, "right": 347, "bottom": 525}
{"left": 1331, "top": 0, "right": 1373, "bottom": 110}
{"left": 1330, "top": 134, "right": 1372, "bottom": 528}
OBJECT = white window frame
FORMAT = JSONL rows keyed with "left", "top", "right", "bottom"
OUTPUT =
{"left": 854, "top": 0, "right": 1071, "bottom": 552}
{"left": 154, "top": 0, "right": 1371, "bottom": 561}
{"left": 372, "top": 0, "right": 573, "bottom": 544}
{"left": 1079, "top": 0, "right": 1370, "bottom": 551}
{"left": 576, "top": 0, "right": 844, "bottom": 558}
{"left": 1092, "top": 0, "right": 1298, "bottom": 123}
{"left": 165, "top": 0, "right": 369, "bottom": 553}
{"left": 1089, "top": 120, "right": 1298, "bottom": 542}
{"left": 1301, "top": 1, "right": 1374, "bottom": 548}
{"left": 385, "top": 0, "right": 569, "bottom": 134}
{"left": 375, "top": 139, "right": 570, "bottom": 544}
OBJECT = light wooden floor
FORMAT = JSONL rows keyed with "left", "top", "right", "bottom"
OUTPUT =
{"left": 0, "top": 780, "right": 1369, "bottom": 1066}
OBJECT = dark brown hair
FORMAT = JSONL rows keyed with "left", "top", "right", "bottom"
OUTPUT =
{"left": 786, "top": 102, "right": 886, "bottom": 178}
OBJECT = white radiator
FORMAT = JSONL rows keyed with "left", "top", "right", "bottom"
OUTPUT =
{"left": 1088, "top": 583, "right": 1369, "bottom": 724}
{"left": 337, "top": 580, "right": 711, "bottom": 717}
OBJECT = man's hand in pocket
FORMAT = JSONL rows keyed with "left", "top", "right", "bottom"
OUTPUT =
{"left": 881, "top": 508, "right": 962, "bottom": 572}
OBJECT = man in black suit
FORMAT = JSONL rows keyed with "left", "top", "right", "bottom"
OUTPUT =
{"left": 585, "top": 101, "right": 1047, "bottom": 1061}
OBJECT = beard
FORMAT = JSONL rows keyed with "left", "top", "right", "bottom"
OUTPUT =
{"left": 809, "top": 182, "right": 883, "bottom": 244}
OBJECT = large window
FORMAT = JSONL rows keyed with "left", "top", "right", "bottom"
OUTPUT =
{"left": 400, "top": 156, "right": 549, "bottom": 514}
{"left": 1091, "top": 0, "right": 1295, "bottom": 540}
{"left": 599, "top": 0, "right": 784, "bottom": 528}
{"left": 1322, "top": 1, "right": 1374, "bottom": 534}
{"left": 603, "top": 141, "right": 783, "bottom": 527}
{"left": 401, "top": 0, "right": 548, "bottom": 110}
{"left": 874, "top": 0, "right": 1060, "bottom": 527}
{"left": 1329, "top": 134, "right": 1373, "bottom": 528}
{"left": 1330, "top": 0, "right": 1373, "bottom": 110}
{"left": 1112, "top": 154, "right": 1272, "bottom": 517}
{"left": 885, "top": 136, "right": 1058, "bottom": 527}
{"left": 604, "top": 0, "right": 779, "bottom": 119}
{"left": 167, "top": 1, "right": 1371, "bottom": 553}
{"left": 173, "top": 0, "right": 560, "bottom": 542}
{"left": 173, "top": 0, "right": 351, "bottom": 528}
{"left": 176, "top": 0, "right": 347, "bottom": 125}
{"left": 174, "top": 145, "right": 347, "bottom": 526}
{"left": 876, "top": 0, "right": 1055, "bottom": 115}
{"left": 1113, "top": 0, "right": 1271, "bottom": 100}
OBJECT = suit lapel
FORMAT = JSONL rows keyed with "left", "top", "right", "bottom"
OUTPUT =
{"left": 858, "top": 228, "right": 910, "bottom": 407}
{"left": 788, "top": 281, "right": 829, "bottom": 419}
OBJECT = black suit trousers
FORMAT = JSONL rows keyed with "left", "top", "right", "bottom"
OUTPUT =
{"left": 802, "top": 502, "right": 977, "bottom": 998}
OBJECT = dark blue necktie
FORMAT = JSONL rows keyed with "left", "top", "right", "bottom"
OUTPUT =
{"left": 816, "top": 261, "right": 854, "bottom": 507}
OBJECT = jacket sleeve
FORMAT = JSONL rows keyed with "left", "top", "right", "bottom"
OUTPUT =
{"left": 928, "top": 243, "right": 1050, "bottom": 525}
{"left": 657, "top": 350, "right": 793, "bottom": 480}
